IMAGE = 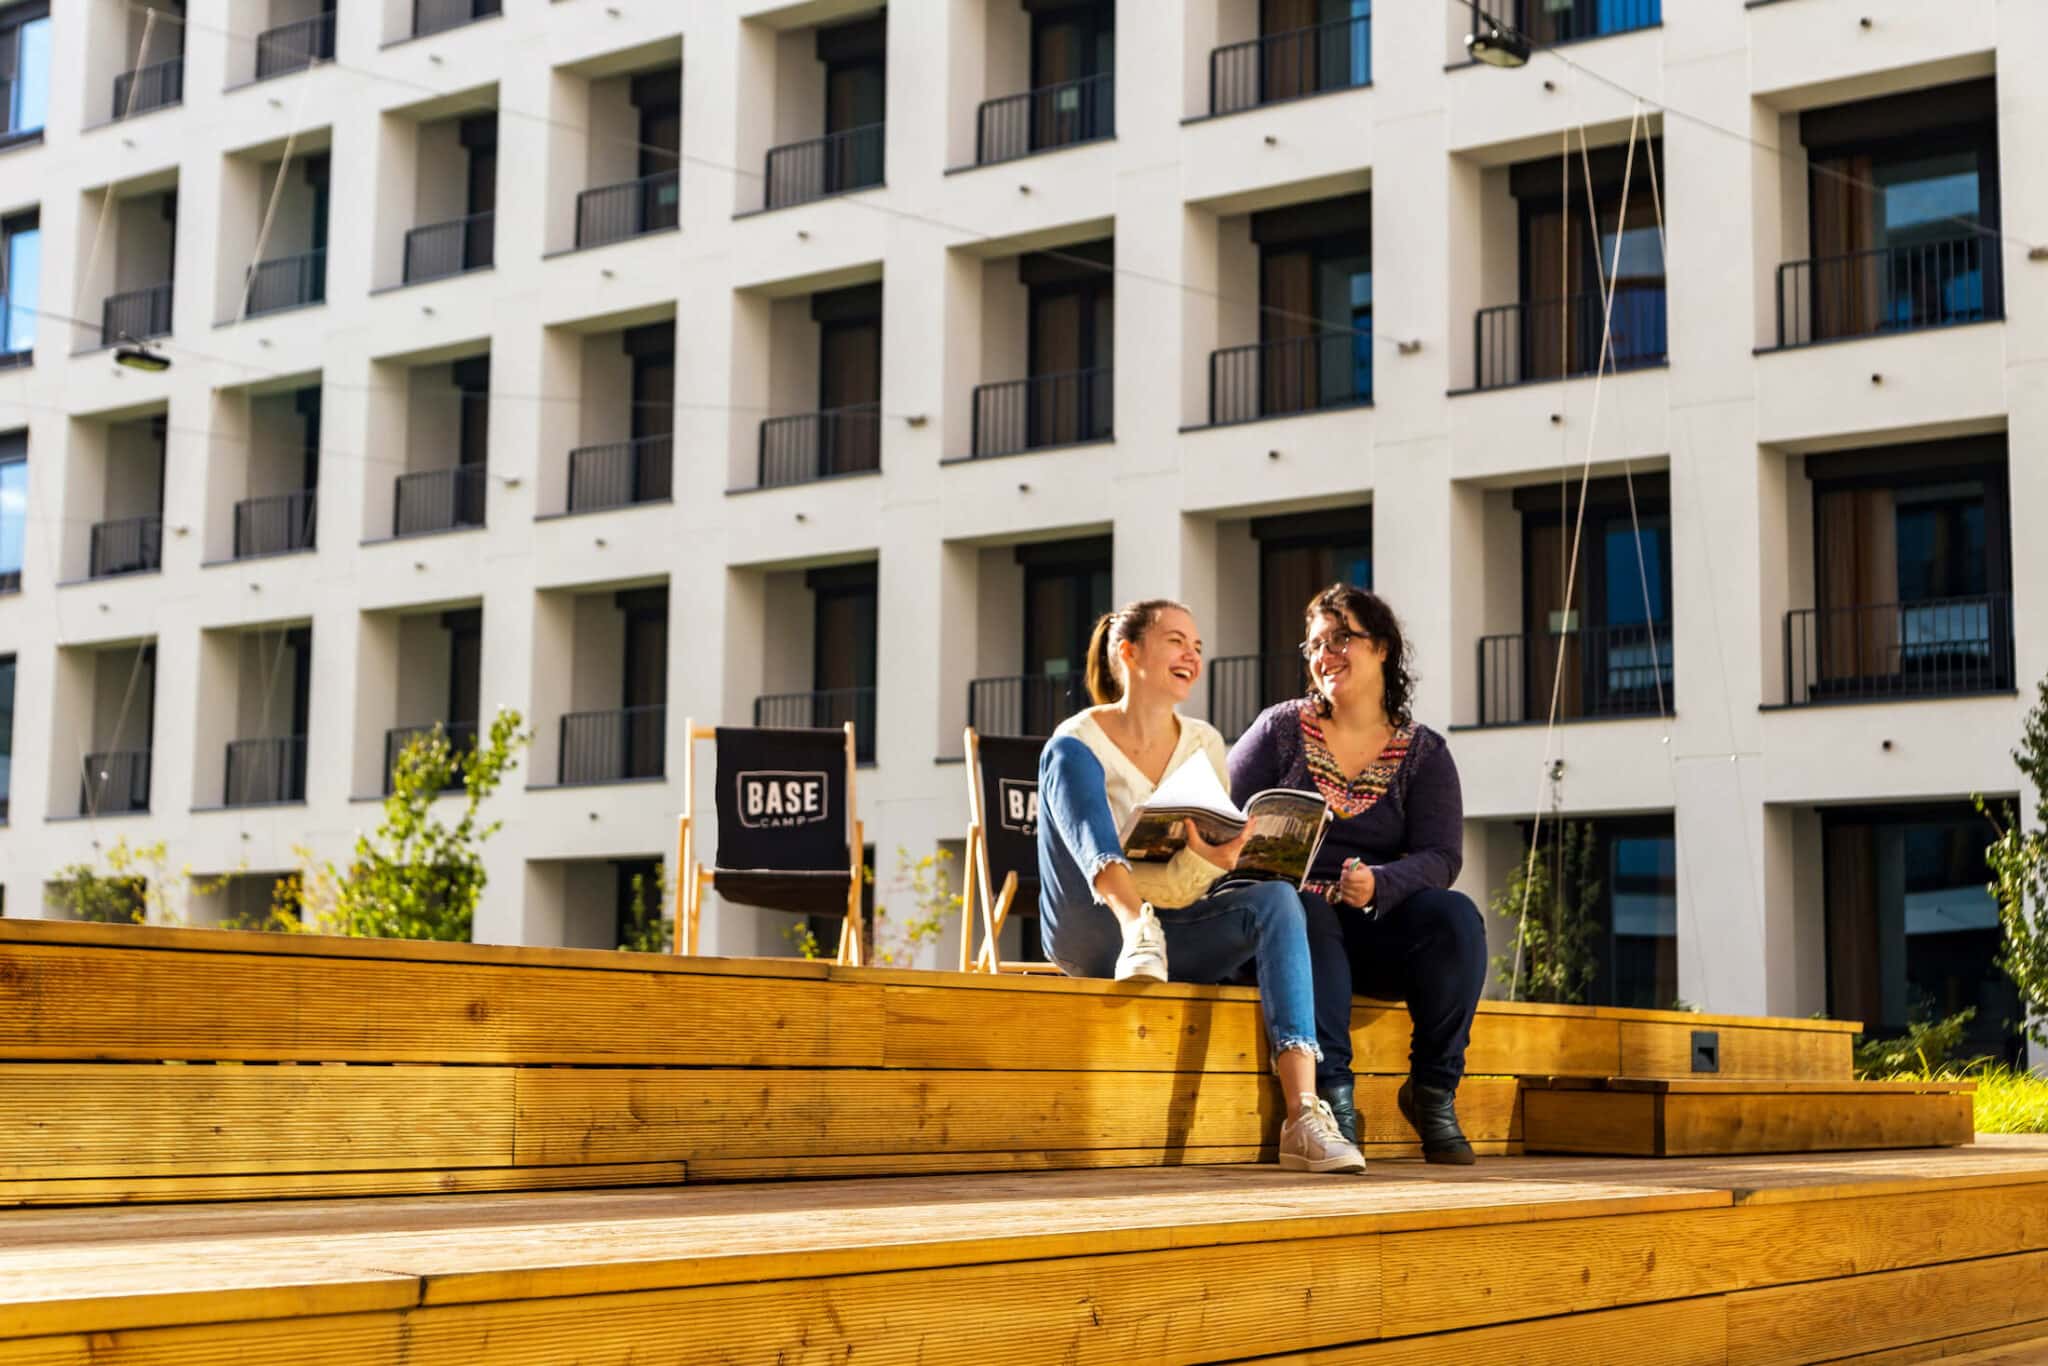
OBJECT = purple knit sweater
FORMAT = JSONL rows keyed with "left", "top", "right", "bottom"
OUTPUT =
{"left": 1225, "top": 699, "right": 1465, "bottom": 913}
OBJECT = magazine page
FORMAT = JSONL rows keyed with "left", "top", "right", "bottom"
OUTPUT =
{"left": 1217, "top": 791, "right": 1332, "bottom": 887}
{"left": 1117, "top": 758, "right": 1247, "bottom": 861}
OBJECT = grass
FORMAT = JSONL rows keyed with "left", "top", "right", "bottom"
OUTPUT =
{"left": 1972, "top": 1065, "right": 2048, "bottom": 1135}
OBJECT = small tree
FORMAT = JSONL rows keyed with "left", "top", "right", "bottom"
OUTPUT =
{"left": 617, "top": 866, "right": 673, "bottom": 954}
{"left": 285, "top": 709, "right": 527, "bottom": 942}
{"left": 50, "top": 839, "right": 234, "bottom": 925}
{"left": 1492, "top": 820, "right": 1602, "bottom": 1005}
{"left": 1979, "top": 672, "right": 2048, "bottom": 1048}
{"left": 868, "top": 846, "right": 957, "bottom": 966}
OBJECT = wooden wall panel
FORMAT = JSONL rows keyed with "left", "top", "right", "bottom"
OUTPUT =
{"left": 1620, "top": 1022, "right": 1852, "bottom": 1081}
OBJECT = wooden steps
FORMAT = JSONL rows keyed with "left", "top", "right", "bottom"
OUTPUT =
{"left": 1, "top": 1141, "right": 2045, "bottom": 1364}
{"left": 1525, "top": 1079, "right": 1978, "bottom": 1157}
{"left": 0, "top": 920, "right": 1870, "bottom": 1205}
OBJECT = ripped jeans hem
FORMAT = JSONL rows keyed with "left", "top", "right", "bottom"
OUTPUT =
{"left": 1275, "top": 1036, "right": 1324, "bottom": 1063}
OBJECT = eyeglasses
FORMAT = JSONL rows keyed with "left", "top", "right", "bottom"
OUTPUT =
{"left": 1299, "top": 629, "right": 1365, "bottom": 662}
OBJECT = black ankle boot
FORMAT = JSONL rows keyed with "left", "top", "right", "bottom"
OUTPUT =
{"left": 1317, "top": 1082, "right": 1360, "bottom": 1146}
{"left": 1397, "top": 1079, "right": 1476, "bottom": 1165}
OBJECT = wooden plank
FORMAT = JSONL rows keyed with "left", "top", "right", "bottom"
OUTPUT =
{"left": 1380, "top": 1182, "right": 2048, "bottom": 1339}
{"left": 1621, "top": 1019, "right": 1854, "bottom": 1080}
{"left": 0, "top": 943, "right": 884, "bottom": 1066}
{"left": 1525, "top": 1088, "right": 1660, "bottom": 1156}
{"left": 0, "top": 1163, "right": 686, "bottom": 1208}
{"left": 1661, "top": 1092, "right": 1975, "bottom": 1156}
{"left": 0, "top": 1065, "right": 511, "bottom": 1179}
{"left": 1606, "top": 1078, "right": 1974, "bottom": 1095}
{"left": 1830, "top": 1321, "right": 2048, "bottom": 1365}
{"left": 512, "top": 1069, "right": 1523, "bottom": 1164}
{"left": 1239, "top": 1296, "right": 1728, "bottom": 1365}
{"left": 683, "top": 1141, "right": 1527, "bottom": 1182}
{"left": 1727, "top": 1250, "right": 2048, "bottom": 1365}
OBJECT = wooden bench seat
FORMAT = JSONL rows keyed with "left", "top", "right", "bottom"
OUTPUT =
{"left": 1524, "top": 1077, "right": 1977, "bottom": 1157}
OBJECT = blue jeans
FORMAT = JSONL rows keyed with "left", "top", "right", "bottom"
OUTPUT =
{"left": 1036, "top": 734, "right": 1321, "bottom": 1061}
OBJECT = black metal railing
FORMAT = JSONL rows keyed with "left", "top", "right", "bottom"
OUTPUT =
{"left": 967, "top": 673, "right": 1084, "bottom": 740}
{"left": 89, "top": 515, "right": 163, "bottom": 578}
{"left": 977, "top": 72, "right": 1114, "bottom": 166}
{"left": 384, "top": 720, "right": 478, "bottom": 794}
{"left": 403, "top": 212, "right": 494, "bottom": 284}
{"left": 574, "top": 169, "right": 680, "bottom": 249}
{"left": 244, "top": 249, "right": 327, "bottom": 316}
{"left": 101, "top": 283, "right": 174, "bottom": 346}
{"left": 972, "top": 367, "right": 1112, "bottom": 458}
{"left": 1477, "top": 622, "right": 1672, "bottom": 726}
{"left": 1785, "top": 594, "right": 2012, "bottom": 706}
{"left": 414, "top": 0, "right": 499, "bottom": 38}
{"left": 1775, "top": 235, "right": 1998, "bottom": 349}
{"left": 1210, "top": 331, "right": 1371, "bottom": 425}
{"left": 225, "top": 735, "right": 308, "bottom": 806}
{"left": 765, "top": 123, "right": 885, "bottom": 210}
{"left": 1489, "top": 0, "right": 1660, "bottom": 46}
{"left": 758, "top": 403, "right": 881, "bottom": 488}
{"left": 80, "top": 750, "right": 151, "bottom": 816}
{"left": 233, "top": 489, "right": 317, "bottom": 559}
{"left": 393, "top": 464, "right": 487, "bottom": 537}
{"left": 1474, "top": 286, "right": 1666, "bottom": 389}
{"left": 1210, "top": 12, "right": 1371, "bottom": 116}
{"left": 754, "top": 688, "right": 876, "bottom": 763}
{"left": 1207, "top": 653, "right": 1306, "bottom": 740}
{"left": 567, "top": 433, "right": 673, "bottom": 512}
{"left": 255, "top": 11, "right": 336, "bottom": 80}
{"left": 559, "top": 705, "right": 665, "bottom": 784}
{"left": 112, "top": 57, "right": 183, "bottom": 118}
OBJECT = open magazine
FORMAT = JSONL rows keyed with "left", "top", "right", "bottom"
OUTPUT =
{"left": 1118, "top": 757, "right": 1333, "bottom": 889}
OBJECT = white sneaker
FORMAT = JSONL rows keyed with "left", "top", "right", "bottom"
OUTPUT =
{"left": 1113, "top": 905, "right": 1169, "bottom": 983}
{"left": 1279, "top": 1096, "right": 1367, "bottom": 1175}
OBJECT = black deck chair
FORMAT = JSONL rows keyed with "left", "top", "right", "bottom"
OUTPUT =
{"left": 675, "top": 718, "right": 865, "bottom": 965}
{"left": 960, "top": 727, "right": 1058, "bottom": 974}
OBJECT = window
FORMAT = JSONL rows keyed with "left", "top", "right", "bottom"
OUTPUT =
{"left": 0, "top": 653, "right": 14, "bottom": 823}
{"left": 1249, "top": 194, "right": 1372, "bottom": 416}
{"left": 0, "top": 430, "right": 23, "bottom": 591}
{"left": 0, "top": 4, "right": 50, "bottom": 144}
{"left": 1509, "top": 141, "right": 1667, "bottom": 382}
{"left": 1, "top": 209, "right": 36, "bottom": 359}
{"left": 1605, "top": 831, "right": 1677, "bottom": 1010}
{"left": 809, "top": 564, "right": 878, "bottom": 760}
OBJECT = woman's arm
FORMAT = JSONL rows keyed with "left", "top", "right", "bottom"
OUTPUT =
{"left": 1038, "top": 735, "right": 1145, "bottom": 921}
{"left": 1367, "top": 742, "right": 1466, "bottom": 913}
{"left": 1226, "top": 708, "right": 1286, "bottom": 808}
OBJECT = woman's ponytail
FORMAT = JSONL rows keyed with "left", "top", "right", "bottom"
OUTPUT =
{"left": 1084, "top": 613, "right": 1122, "bottom": 705}
{"left": 1083, "top": 598, "right": 1190, "bottom": 707}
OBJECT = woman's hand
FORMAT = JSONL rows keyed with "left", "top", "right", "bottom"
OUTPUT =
{"left": 1337, "top": 859, "right": 1376, "bottom": 909}
{"left": 1183, "top": 818, "right": 1250, "bottom": 872}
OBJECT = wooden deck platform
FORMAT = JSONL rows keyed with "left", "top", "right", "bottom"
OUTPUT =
{"left": 3, "top": 1139, "right": 2046, "bottom": 1364}
{"left": 0, "top": 920, "right": 1879, "bottom": 1203}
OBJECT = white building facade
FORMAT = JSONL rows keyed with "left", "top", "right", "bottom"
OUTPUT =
{"left": 0, "top": 0, "right": 2041, "bottom": 1056}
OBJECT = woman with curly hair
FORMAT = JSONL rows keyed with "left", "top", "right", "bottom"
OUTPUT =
{"left": 1226, "top": 584, "right": 1487, "bottom": 1164}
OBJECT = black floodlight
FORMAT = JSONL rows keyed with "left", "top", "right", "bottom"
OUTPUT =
{"left": 1467, "top": 12, "right": 1532, "bottom": 68}
{"left": 113, "top": 335, "right": 171, "bottom": 372}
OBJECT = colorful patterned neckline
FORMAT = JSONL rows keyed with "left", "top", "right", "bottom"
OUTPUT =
{"left": 1299, "top": 706, "right": 1414, "bottom": 820}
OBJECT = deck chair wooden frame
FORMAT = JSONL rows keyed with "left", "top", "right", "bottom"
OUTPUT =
{"left": 673, "top": 717, "right": 866, "bottom": 967}
{"left": 960, "top": 727, "right": 1061, "bottom": 975}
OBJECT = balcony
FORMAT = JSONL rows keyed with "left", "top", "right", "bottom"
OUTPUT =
{"left": 393, "top": 465, "right": 486, "bottom": 537}
{"left": 977, "top": 73, "right": 1113, "bottom": 166}
{"left": 402, "top": 212, "right": 494, "bottom": 285}
{"left": 244, "top": 249, "right": 326, "bottom": 317}
{"left": 233, "top": 490, "right": 316, "bottom": 560}
{"left": 384, "top": 720, "right": 477, "bottom": 795}
{"left": 413, "top": 0, "right": 498, "bottom": 39}
{"left": 255, "top": 12, "right": 335, "bottom": 81}
{"left": 89, "top": 515, "right": 163, "bottom": 579}
{"left": 764, "top": 124, "right": 885, "bottom": 211}
{"left": 1209, "top": 12, "right": 1371, "bottom": 117}
{"left": 566, "top": 433, "right": 672, "bottom": 513}
{"left": 754, "top": 687, "right": 875, "bottom": 763}
{"left": 972, "top": 368, "right": 1112, "bottom": 458}
{"left": 1485, "top": 0, "right": 1659, "bottom": 47}
{"left": 1473, "top": 287, "right": 1666, "bottom": 390}
{"left": 80, "top": 750, "right": 151, "bottom": 816}
{"left": 558, "top": 705, "right": 665, "bottom": 785}
{"left": 1477, "top": 623, "right": 1672, "bottom": 726}
{"left": 1207, "top": 653, "right": 1304, "bottom": 741}
{"left": 1774, "top": 236, "right": 1998, "bottom": 350}
{"left": 112, "top": 57, "right": 183, "bottom": 119}
{"left": 574, "top": 170, "right": 679, "bottom": 250}
{"left": 758, "top": 404, "right": 880, "bottom": 488}
{"left": 968, "top": 673, "right": 1083, "bottom": 741}
{"left": 1785, "top": 595, "right": 2013, "bottom": 706}
{"left": 1209, "top": 332, "right": 1370, "bottom": 426}
{"left": 100, "top": 283, "right": 173, "bottom": 346}
{"left": 225, "top": 736, "right": 308, "bottom": 806}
